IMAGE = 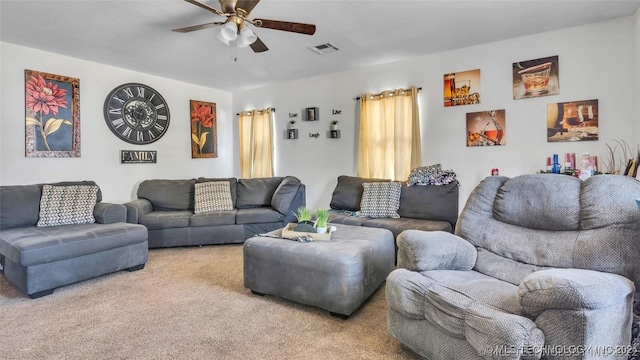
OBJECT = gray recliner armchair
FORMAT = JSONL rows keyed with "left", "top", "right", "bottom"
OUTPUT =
{"left": 386, "top": 174, "right": 640, "bottom": 360}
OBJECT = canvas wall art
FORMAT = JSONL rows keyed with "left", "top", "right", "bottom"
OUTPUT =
{"left": 444, "top": 69, "right": 481, "bottom": 107}
{"left": 25, "top": 69, "right": 80, "bottom": 157}
{"left": 513, "top": 55, "right": 559, "bottom": 100}
{"left": 466, "top": 109, "right": 506, "bottom": 147}
{"left": 547, "top": 99, "right": 598, "bottom": 142}
{"left": 190, "top": 100, "right": 217, "bottom": 158}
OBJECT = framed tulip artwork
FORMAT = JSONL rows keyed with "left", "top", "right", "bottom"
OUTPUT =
{"left": 24, "top": 69, "right": 80, "bottom": 157}
{"left": 190, "top": 99, "right": 217, "bottom": 158}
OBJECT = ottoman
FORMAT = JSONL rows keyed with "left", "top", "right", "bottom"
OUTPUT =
{"left": 243, "top": 224, "right": 395, "bottom": 318}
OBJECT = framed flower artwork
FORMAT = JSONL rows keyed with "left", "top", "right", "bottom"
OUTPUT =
{"left": 190, "top": 99, "right": 217, "bottom": 158}
{"left": 25, "top": 69, "right": 80, "bottom": 157}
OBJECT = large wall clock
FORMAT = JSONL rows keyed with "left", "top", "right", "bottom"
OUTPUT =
{"left": 103, "top": 83, "right": 170, "bottom": 144}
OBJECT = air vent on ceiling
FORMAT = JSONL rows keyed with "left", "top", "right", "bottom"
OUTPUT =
{"left": 308, "top": 41, "right": 341, "bottom": 55}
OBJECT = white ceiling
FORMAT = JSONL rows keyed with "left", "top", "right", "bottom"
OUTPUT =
{"left": 2, "top": 0, "right": 639, "bottom": 93}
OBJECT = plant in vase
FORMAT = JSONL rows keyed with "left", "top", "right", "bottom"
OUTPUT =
{"left": 330, "top": 120, "right": 338, "bottom": 130}
{"left": 292, "top": 206, "right": 315, "bottom": 232}
{"left": 314, "top": 209, "right": 330, "bottom": 234}
{"left": 288, "top": 120, "right": 296, "bottom": 129}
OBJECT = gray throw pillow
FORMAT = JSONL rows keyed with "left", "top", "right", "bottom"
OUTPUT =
{"left": 271, "top": 176, "right": 301, "bottom": 214}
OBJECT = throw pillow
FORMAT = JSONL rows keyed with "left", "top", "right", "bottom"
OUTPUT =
{"left": 194, "top": 181, "right": 233, "bottom": 214}
{"left": 357, "top": 181, "right": 402, "bottom": 218}
{"left": 271, "top": 176, "right": 301, "bottom": 214}
{"left": 37, "top": 185, "right": 99, "bottom": 227}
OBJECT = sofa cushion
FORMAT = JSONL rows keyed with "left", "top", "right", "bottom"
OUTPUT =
{"left": 194, "top": 181, "right": 233, "bottom": 213}
{"left": 137, "top": 179, "right": 196, "bottom": 211}
{"left": 0, "top": 223, "right": 148, "bottom": 266}
{"left": 236, "top": 208, "right": 284, "bottom": 224}
{"left": 329, "top": 176, "right": 391, "bottom": 211}
{"left": 357, "top": 182, "right": 401, "bottom": 218}
{"left": 397, "top": 182, "right": 459, "bottom": 226}
{"left": 138, "top": 211, "right": 191, "bottom": 230}
{"left": 0, "top": 185, "right": 41, "bottom": 230}
{"left": 189, "top": 210, "right": 237, "bottom": 227}
{"left": 36, "top": 185, "right": 98, "bottom": 227}
{"left": 236, "top": 177, "right": 283, "bottom": 209}
{"left": 271, "top": 176, "right": 301, "bottom": 214}
{"left": 196, "top": 177, "right": 237, "bottom": 207}
{"left": 361, "top": 217, "right": 452, "bottom": 238}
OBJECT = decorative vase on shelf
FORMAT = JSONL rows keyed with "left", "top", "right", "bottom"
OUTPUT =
{"left": 288, "top": 122, "right": 296, "bottom": 130}
{"left": 330, "top": 122, "right": 338, "bottom": 131}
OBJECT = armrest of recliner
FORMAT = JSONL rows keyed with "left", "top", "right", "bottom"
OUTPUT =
{"left": 518, "top": 268, "right": 635, "bottom": 352}
{"left": 94, "top": 202, "right": 126, "bottom": 224}
{"left": 396, "top": 230, "right": 477, "bottom": 271}
{"left": 124, "top": 199, "right": 153, "bottom": 224}
{"left": 518, "top": 268, "right": 634, "bottom": 316}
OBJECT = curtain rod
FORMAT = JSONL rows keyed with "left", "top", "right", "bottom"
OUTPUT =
{"left": 236, "top": 108, "right": 276, "bottom": 116}
{"left": 355, "top": 87, "right": 422, "bottom": 100}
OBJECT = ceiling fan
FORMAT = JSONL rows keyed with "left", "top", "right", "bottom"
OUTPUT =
{"left": 172, "top": 0, "right": 316, "bottom": 53}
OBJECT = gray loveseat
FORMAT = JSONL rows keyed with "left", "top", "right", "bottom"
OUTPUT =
{"left": 0, "top": 181, "right": 148, "bottom": 298}
{"left": 327, "top": 175, "right": 459, "bottom": 238}
{"left": 386, "top": 174, "right": 640, "bottom": 360}
{"left": 125, "top": 176, "right": 305, "bottom": 248}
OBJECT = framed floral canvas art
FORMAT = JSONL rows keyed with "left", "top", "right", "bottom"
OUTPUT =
{"left": 25, "top": 69, "right": 80, "bottom": 157}
{"left": 190, "top": 99, "right": 217, "bottom": 158}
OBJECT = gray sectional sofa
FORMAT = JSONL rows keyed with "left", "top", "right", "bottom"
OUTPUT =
{"left": 327, "top": 175, "right": 459, "bottom": 238}
{"left": 124, "top": 176, "right": 305, "bottom": 248}
{"left": 0, "top": 181, "right": 148, "bottom": 298}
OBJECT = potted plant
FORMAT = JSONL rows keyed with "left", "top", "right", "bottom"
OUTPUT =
{"left": 292, "top": 206, "right": 315, "bottom": 232}
{"left": 288, "top": 120, "right": 296, "bottom": 129}
{"left": 314, "top": 209, "right": 330, "bottom": 233}
{"left": 330, "top": 120, "right": 338, "bottom": 131}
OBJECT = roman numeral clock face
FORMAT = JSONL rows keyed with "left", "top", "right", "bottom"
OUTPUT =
{"left": 103, "top": 83, "right": 170, "bottom": 144}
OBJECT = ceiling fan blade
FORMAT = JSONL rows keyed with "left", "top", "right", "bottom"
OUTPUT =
{"left": 250, "top": 37, "right": 269, "bottom": 53}
{"left": 254, "top": 19, "right": 316, "bottom": 35}
{"left": 172, "top": 21, "right": 224, "bottom": 33}
{"left": 236, "top": 0, "right": 261, "bottom": 15}
{"left": 183, "top": 0, "right": 224, "bottom": 16}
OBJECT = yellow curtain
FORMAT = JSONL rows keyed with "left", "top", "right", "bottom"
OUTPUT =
{"left": 357, "top": 86, "right": 422, "bottom": 180}
{"left": 238, "top": 107, "right": 274, "bottom": 178}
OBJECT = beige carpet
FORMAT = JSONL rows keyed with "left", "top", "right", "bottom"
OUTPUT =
{"left": 0, "top": 245, "right": 422, "bottom": 360}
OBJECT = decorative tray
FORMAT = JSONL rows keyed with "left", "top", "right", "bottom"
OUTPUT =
{"left": 281, "top": 223, "right": 332, "bottom": 241}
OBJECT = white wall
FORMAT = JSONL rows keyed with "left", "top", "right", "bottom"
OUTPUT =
{"left": 635, "top": 8, "right": 640, "bottom": 146}
{"left": 234, "top": 17, "right": 637, "bottom": 211}
{"left": 0, "top": 42, "right": 234, "bottom": 203}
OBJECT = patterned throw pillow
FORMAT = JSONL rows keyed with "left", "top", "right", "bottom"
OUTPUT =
{"left": 194, "top": 181, "right": 233, "bottom": 214}
{"left": 357, "top": 182, "right": 402, "bottom": 218}
{"left": 37, "top": 185, "right": 99, "bottom": 227}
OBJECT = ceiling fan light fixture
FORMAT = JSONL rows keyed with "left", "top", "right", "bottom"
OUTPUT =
{"left": 216, "top": 31, "right": 230, "bottom": 46}
{"left": 220, "top": 21, "right": 238, "bottom": 41}
{"left": 240, "top": 27, "right": 258, "bottom": 45}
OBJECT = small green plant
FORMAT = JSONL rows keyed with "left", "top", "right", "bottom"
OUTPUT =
{"left": 292, "top": 206, "right": 312, "bottom": 223}
{"left": 289, "top": 120, "right": 296, "bottom": 125}
{"left": 331, "top": 120, "right": 338, "bottom": 125}
{"left": 314, "top": 209, "right": 329, "bottom": 228}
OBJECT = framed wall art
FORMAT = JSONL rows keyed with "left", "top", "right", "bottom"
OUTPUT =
{"left": 466, "top": 109, "right": 506, "bottom": 147}
{"left": 305, "top": 107, "right": 319, "bottom": 121}
{"left": 444, "top": 69, "right": 481, "bottom": 107}
{"left": 547, "top": 99, "right": 598, "bottom": 142}
{"left": 190, "top": 100, "right": 217, "bottom": 158}
{"left": 25, "top": 69, "right": 80, "bottom": 157}
{"left": 513, "top": 55, "right": 559, "bottom": 100}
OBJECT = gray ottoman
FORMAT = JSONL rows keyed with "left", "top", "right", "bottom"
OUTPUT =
{"left": 243, "top": 224, "right": 395, "bottom": 318}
